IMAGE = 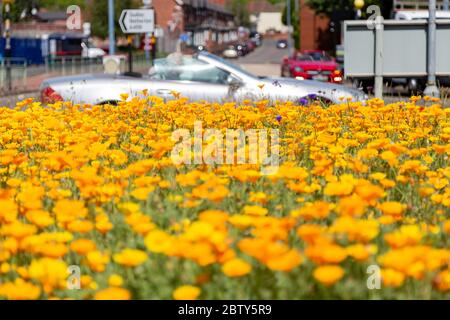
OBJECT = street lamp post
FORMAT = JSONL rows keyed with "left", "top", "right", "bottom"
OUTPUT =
{"left": 424, "top": 0, "right": 440, "bottom": 98}
{"left": 108, "top": 0, "right": 116, "bottom": 55}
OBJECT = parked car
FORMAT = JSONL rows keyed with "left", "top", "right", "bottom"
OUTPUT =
{"left": 250, "top": 32, "right": 262, "bottom": 46}
{"left": 81, "top": 41, "right": 106, "bottom": 59}
{"left": 276, "top": 39, "right": 288, "bottom": 49}
{"left": 235, "top": 43, "right": 248, "bottom": 56}
{"left": 40, "top": 51, "right": 366, "bottom": 105}
{"left": 281, "top": 51, "right": 343, "bottom": 84}
{"left": 222, "top": 45, "right": 239, "bottom": 59}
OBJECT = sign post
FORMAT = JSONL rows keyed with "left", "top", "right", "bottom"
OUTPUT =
{"left": 119, "top": 9, "right": 155, "bottom": 34}
{"left": 424, "top": 0, "right": 440, "bottom": 98}
{"left": 119, "top": 8, "right": 155, "bottom": 73}
{"left": 108, "top": 0, "right": 115, "bottom": 55}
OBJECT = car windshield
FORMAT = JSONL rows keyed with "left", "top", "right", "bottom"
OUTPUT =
{"left": 148, "top": 54, "right": 231, "bottom": 84}
{"left": 296, "top": 52, "right": 332, "bottom": 62}
{"left": 200, "top": 52, "right": 256, "bottom": 79}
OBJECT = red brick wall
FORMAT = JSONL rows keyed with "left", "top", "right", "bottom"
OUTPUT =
{"left": 153, "top": 0, "right": 176, "bottom": 28}
{"left": 299, "top": 0, "right": 330, "bottom": 51}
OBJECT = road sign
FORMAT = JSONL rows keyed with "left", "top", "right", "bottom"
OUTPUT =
{"left": 179, "top": 34, "right": 189, "bottom": 42}
{"left": 119, "top": 9, "right": 155, "bottom": 34}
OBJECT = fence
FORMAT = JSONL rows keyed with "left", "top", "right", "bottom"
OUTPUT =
{"left": 0, "top": 54, "right": 155, "bottom": 96}
{"left": 0, "top": 58, "right": 28, "bottom": 95}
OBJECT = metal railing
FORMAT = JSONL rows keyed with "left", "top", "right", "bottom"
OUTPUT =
{"left": 0, "top": 58, "right": 28, "bottom": 94}
{"left": 0, "top": 53, "right": 155, "bottom": 97}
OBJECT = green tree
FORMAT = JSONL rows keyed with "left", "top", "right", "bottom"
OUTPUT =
{"left": 305, "top": 0, "right": 383, "bottom": 18}
{"left": 91, "top": 0, "right": 135, "bottom": 38}
{"left": 227, "top": 0, "right": 251, "bottom": 27}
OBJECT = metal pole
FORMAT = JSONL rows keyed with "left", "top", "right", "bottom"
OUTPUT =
{"left": 424, "top": 0, "right": 440, "bottom": 98}
{"left": 374, "top": 16, "right": 384, "bottom": 99}
{"left": 286, "top": 0, "right": 292, "bottom": 53}
{"left": 108, "top": 0, "right": 116, "bottom": 55}
{"left": 0, "top": 0, "right": 3, "bottom": 36}
{"left": 4, "top": 0, "right": 11, "bottom": 91}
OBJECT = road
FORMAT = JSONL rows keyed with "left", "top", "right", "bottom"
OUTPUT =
{"left": 237, "top": 39, "right": 286, "bottom": 77}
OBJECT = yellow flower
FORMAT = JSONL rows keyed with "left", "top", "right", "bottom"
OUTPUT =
{"left": 108, "top": 274, "right": 124, "bottom": 287}
{"left": 28, "top": 258, "right": 68, "bottom": 292}
{"left": 173, "top": 285, "right": 201, "bottom": 300}
{"left": 313, "top": 265, "right": 345, "bottom": 286}
{"left": 0, "top": 279, "right": 41, "bottom": 300}
{"left": 381, "top": 268, "right": 405, "bottom": 288}
{"left": 94, "top": 287, "right": 131, "bottom": 300}
{"left": 243, "top": 205, "right": 268, "bottom": 216}
{"left": 378, "top": 202, "right": 406, "bottom": 216}
{"left": 113, "top": 249, "right": 148, "bottom": 267}
{"left": 222, "top": 258, "right": 252, "bottom": 277}
{"left": 70, "top": 239, "right": 97, "bottom": 255}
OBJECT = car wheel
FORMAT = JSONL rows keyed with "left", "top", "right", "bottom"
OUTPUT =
{"left": 99, "top": 100, "right": 119, "bottom": 106}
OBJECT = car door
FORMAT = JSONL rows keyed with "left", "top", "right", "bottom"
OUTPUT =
{"left": 148, "top": 56, "right": 232, "bottom": 102}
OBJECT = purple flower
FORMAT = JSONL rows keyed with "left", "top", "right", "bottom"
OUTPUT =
{"left": 298, "top": 98, "right": 308, "bottom": 105}
{"left": 308, "top": 93, "right": 317, "bottom": 100}
{"left": 276, "top": 115, "right": 282, "bottom": 122}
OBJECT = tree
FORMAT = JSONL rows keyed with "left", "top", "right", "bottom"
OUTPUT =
{"left": 305, "top": 0, "right": 384, "bottom": 18}
{"left": 227, "top": 0, "right": 251, "bottom": 27}
{"left": 91, "top": 0, "right": 135, "bottom": 39}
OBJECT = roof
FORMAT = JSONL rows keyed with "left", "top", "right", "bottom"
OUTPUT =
{"left": 248, "top": 0, "right": 283, "bottom": 13}
{"left": 36, "top": 11, "right": 68, "bottom": 22}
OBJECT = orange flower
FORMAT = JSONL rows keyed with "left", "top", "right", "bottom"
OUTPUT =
{"left": 113, "top": 249, "right": 148, "bottom": 267}
{"left": 222, "top": 258, "right": 252, "bottom": 277}
{"left": 378, "top": 202, "right": 406, "bottom": 216}
{"left": 173, "top": 285, "right": 201, "bottom": 300}
{"left": 313, "top": 265, "right": 345, "bottom": 286}
{"left": 94, "top": 287, "right": 131, "bottom": 300}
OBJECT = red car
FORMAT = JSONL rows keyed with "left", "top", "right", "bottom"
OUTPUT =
{"left": 281, "top": 50, "right": 343, "bottom": 84}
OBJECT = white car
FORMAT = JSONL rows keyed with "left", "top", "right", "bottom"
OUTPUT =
{"left": 222, "top": 46, "right": 239, "bottom": 59}
{"left": 82, "top": 42, "right": 106, "bottom": 59}
{"left": 40, "top": 52, "right": 366, "bottom": 105}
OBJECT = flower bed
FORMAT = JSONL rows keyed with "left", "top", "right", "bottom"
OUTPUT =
{"left": 0, "top": 95, "right": 449, "bottom": 300}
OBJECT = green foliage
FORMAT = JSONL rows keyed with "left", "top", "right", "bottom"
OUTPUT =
{"left": 227, "top": 0, "right": 251, "bottom": 27}
{"left": 305, "top": 0, "right": 383, "bottom": 17}
{"left": 91, "top": 0, "right": 135, "bottom": 38}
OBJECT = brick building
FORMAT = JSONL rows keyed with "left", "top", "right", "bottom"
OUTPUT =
{"left": 299, "top": 0, "right": 332, "bottom": 51}
{"left": 152, "top": 0, "right": 237, "bottom": 53}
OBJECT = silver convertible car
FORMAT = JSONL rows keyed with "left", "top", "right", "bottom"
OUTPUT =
{"left": 40, "top": 52, "right": 366, "bottom": 105}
